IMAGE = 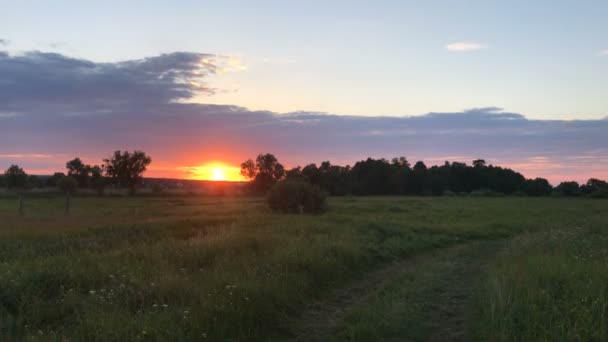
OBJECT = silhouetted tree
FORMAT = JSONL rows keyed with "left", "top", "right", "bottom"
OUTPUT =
{"left": 472, "top": 159, "right": 486, "bottom": 168}
{"left": 103, "top": 150, "right": 152, "bottom": 195}
{"left": 4, "top": 165, "right": 28, "bottom": 215}
{"left": 4, "top": 165, "right": 27, "bottom": 190}
{"left": 46, "top": 172, "right": 65, "bottom": 187}
{"left": 409, "top": 161, "right": 429, "bottom": 195}
{"left": 58, "top": 176, "right": 78, "bottom": 213}
{"left": 285, "top": 166, "right": 306, "bottom": 180}
{"left": 523, "top": 178, "right": 552, "bottom": 196}
{"left": 580, "top": 178, "right": 607, "bottom": 195}
{"left": 27, "top": 175, "right": 43, "bottom": 189}
{"left": 240, "top": 153, "right": 285, "bottom": 193}
{"left": 66, "top": 158, "right": 92, "bottom": 188}
{"left": 351, "top": 158, "right": 392, "bottom": 195}
{"left": 90, "top": 165, "right": 106, "bottom": 195}
{"left": 240, "top": 154, "right": 576, "bottom": 198}
{"left": 556, "top": 181, "right": 580, "bottom": 196}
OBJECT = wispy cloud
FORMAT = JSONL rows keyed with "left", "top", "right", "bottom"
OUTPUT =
{"left": 0, "top": 154, "right": 54, "bottom": 159}
{"left": 599, "top": 49, "right": 608, "bottom": 56}
{"left": 446, "top": 42, "right": 485, "bottom": 52}
{"left": 0, "top": 38, "right": 8, "bottom": 46}
{"left": 216, "top": 55, "right": 247, "bottom": 73}
{"left": 0, "top": 111, "right": 17, "bottom": 118}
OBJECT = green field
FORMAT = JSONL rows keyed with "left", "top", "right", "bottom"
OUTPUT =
{"left": 0, "top": 196, "right": 606, "bottom": 341}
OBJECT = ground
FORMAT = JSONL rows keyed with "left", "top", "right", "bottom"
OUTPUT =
{"left": 0, "top": 196, "right": 606, "bottom": 341}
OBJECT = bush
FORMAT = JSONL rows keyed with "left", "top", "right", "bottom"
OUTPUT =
{"left": 588, "top": 188, "right": 608, "bottom": 199}
{"left": 267, "top": 180, "right": 327, "bottom": 214}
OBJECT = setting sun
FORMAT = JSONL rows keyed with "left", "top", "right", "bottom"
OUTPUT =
{"left": 186, "top": 162, "right": 245, "bottom": 182}
{"left": 211, "top": 167, "right": 225, "bottom": 181}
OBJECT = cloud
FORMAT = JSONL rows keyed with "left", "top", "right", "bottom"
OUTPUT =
{"left": 0, "top": 39, "right": 8, "bottom": 46}
{"left": 446, "top": 42, "right": 485, "bottom": 52}
{"left": 599, "top": 49, "right": 608, "bottom": 56}
{"left": 0, "top": 50, "right": 237, "bottom": 115}
{"left": 0, "top": 49, "right": 606, "bottom": 184}
{"left": 216, "top": 55, "right": 247, "bottom": 73}
{"left": 0, "top": 154, "right": 54, "bottom": 159}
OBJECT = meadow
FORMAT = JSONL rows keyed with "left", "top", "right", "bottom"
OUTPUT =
{"left": 0, "top": 195, "right": 606, "bottom": 341}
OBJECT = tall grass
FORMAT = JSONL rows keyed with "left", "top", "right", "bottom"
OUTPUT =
{"left": 470, "top": 222, "right": 608, "bottom": 341}
{"left": 0, "top": 196, "right": 604, "bottom": 340}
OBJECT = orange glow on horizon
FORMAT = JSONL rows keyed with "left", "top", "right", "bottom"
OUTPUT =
{"left": 186, "top": 162, "right": 246, "bottom": 182}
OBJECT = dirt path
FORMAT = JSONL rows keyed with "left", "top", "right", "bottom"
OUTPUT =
{"left": 286, "top": 239, "right": 506, "bottom": 341}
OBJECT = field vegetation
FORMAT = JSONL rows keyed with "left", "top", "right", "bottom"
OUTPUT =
{"left": 1, "top": 196, "right": 606, "bottom": 340}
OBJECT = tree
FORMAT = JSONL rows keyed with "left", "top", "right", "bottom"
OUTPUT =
{"left": 581, "top": 178, "right": 608, "bottom": 195}
{"left": 240, "top": 159, "right": 256, "bottom": 180}
{"left": 58, "top": 176, "right": 78, "bottom": 213}
{"left": 103, "top": 150, "right": 152, "bottom": 195}
{"left": 4, "top": 165, "right": 28, "bottom": 190}
{"left": 556, "top": 181, "right": 580, "bottom": 196}
{"left": 285, "top": 166, "right": 306, "bottom": 180}
{"left": 472, "top": 159, "right": 486, "bottom": 168}
{"left": 90, "top": 165, "right": 106, "bottom": 196}
{"left": 4, "top": 165, "right": 28, "bottom": 215}
{"left": 240, "top": 153, "right": 285, "bottom": 193}
{"left": 410, "top": 161, "right": 429, "bottom": 195}
{"left": 27, "top": 175, "right": 42, "bottom": 189}
{"left": 523, "top": 178, "right": 553, "bottom": 196}
{"left": 66, "top": 158, "right": 92, "bottom": 188}
{"left": 46, "top": 172, "right": 65, "bottom": 187}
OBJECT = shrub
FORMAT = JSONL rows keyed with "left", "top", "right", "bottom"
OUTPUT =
{"left": 267, "top": 180, "right": 327, "bottom": 214}
{"left": 588, "top": 188, "right": 608, "bottom": 199}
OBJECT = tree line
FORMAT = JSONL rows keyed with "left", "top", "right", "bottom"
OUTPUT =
{"left": 240, "top": 154, "right": 608, "bottom": 198}
{"left": 1, "top": 150, "right": 151, "bottom": 196}
{"left": 2, "top": 151, "right": 606, "bottom": 198}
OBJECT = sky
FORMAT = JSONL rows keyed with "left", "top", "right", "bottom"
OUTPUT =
{"left": 1, "top": 0, "right": 607, "bottom": 183}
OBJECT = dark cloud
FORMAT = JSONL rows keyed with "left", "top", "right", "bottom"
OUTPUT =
{"left": 0, "top": 50, "right": 607, "bottom": 183}
{"left": 0, "top": 50, "right": 218, "bottom": 115}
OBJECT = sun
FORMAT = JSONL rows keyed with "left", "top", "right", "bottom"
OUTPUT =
{"left": 187, "top": 162, "right": 245, "bottom": 182}
{"left": 211, "top": 167, "right": 226, "bottom": 181}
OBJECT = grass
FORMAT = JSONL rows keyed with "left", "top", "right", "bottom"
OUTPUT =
{"left": 0, "top": 196, "right": 606, "bottom": 340}
{"left": 469, "top": 224, "right": 608, "bottom": 341}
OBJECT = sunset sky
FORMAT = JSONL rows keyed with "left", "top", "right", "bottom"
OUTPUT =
{"left": 1, "top": 1, "right": 607, "bottom": 183}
